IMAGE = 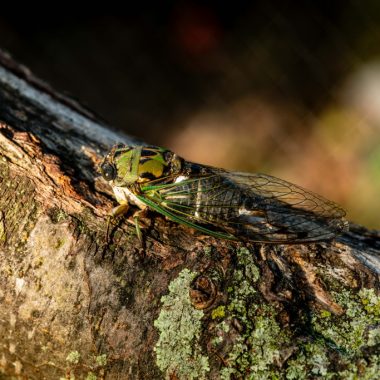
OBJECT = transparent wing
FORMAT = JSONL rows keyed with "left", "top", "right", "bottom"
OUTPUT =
{"left": 141, "top": 170, "right": 348, "bottom": 243}
{"left": 222, "top": 172, "right": 346, "bottom": 218}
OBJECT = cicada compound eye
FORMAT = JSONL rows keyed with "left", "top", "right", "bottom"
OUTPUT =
{"left": 100, "top": 161, "right": 117, "bottom": 181}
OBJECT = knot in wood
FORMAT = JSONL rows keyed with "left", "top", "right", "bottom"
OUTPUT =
{"left": 189, "top": 274, "right": 218, "bottom": 310}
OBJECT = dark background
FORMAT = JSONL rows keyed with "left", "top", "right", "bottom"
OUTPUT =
{"left": 1, "top": 1, "right": 380, "bottom": 228}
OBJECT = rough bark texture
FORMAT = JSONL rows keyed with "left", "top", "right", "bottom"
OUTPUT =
{"left": 0, "top": 49, "right": 379, "bottom": 380}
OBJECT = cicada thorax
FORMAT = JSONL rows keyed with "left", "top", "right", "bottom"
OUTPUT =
{"left": 101, "top": 145, "right": 183, "bottom": 187}
{"left": 136, "top": 147, "right": 182, "bottom": 184}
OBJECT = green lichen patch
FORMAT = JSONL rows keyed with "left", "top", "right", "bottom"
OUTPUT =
{"left": 312, "top": 288, "right": 380, "bottom": 356}
{"left": 85, "top": 372, "right": 97, "bottom": 380}
{"left": 360, "top": 288, "right": 380, "bottom": 317}
{"left": 154, "top": 269, "right": 210, "bottom": 380}
{"left": 66, "top": 350, "right": 81, "bottom": 364}
{"left": 214, "top": 243, "right": 380, "bottom": 379}
{"left": 338, "top": 356, "right": 380, "bottom": 380}
{"left": 211, "top": 305, "right": 226, "bottom": 320}
{"left": 286, "top": 342, "right": 331, "bottom": 379}
{"left": 95, "top": 354, "right": 107, "bottom": 367}
{"left": 216, "top": 246, "right": 293, "bottom": 379}
{"left": 219, "top": 304, "right": 291, "bottom": 380}
{"left": 48, "top": 207, "right": 69, "bottom": 224}
{"left": 287, "top": 353, "right": 380, "bottom": 380}
{"left": 283, "top": 287, "right": 380, "bottom": 379}
{"left": 236, "top": 247, "right": 260, "bottom": 283}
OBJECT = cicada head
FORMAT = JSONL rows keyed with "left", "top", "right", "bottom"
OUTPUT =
{"left": 99, "top": 144, "right": 183, "bottom": 186}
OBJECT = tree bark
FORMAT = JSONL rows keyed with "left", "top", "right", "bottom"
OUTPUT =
{"left": 0, "top": 49, "right": 379, "bottom": 380}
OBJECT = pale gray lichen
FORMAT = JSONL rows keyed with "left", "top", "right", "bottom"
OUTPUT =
{"left": 338, "top": 356, "right": 380, "bottom": 380}
{"left": 218, "top": 247, "right": 380, "bottom": 379}
{"left": 286, "top": 342, "right": 332, "bottom": 379}
{"left": 312, "top": 288, "right": 380, "bottom": 356}
{"left": 154, "top": 245, "right": 380, "bottom": 379}
{"left": 154, "top": 268, "right": 210, "bottom": 379}
{"left": 285, "top": 287, "right": 380, "bottom": 379}
{"left": 218, "top": 246, "right": 293, "bottom": 379}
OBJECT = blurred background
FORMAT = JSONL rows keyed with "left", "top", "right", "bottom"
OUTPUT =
{"left": 0, "top": 1, "right": 379, "bottom": 228}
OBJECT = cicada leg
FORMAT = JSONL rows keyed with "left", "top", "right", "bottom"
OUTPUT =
{"left": 132, "top": 208, "right": 149, "bottom": 243}
{"left": 107, "top": 204, "right": 149, "bottom": 244}
{"left": 106, "top": 203, "right": 130, "bottom": 243}
{"left": 111, "top": 203, "right": 130, "bottom": 217}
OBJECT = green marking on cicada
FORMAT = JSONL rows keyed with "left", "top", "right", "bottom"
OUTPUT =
{"left": 99, "top": 144, "right": 348, "bottom": 243}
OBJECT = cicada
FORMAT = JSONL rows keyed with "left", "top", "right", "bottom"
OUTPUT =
{"left": 99, "top": 144, "right": 348, "bottom": 243}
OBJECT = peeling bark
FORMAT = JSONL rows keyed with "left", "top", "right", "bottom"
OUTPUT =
{"left": 0, "top": 50, "right": 379, "bottom": 380}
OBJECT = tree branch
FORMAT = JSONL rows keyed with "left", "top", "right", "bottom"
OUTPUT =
{"left": 0, "top": 49, "right": 379, "bottom": 380}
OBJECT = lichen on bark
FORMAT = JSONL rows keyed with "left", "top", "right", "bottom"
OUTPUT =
{"left": 154, "top": 269, "right": 210, "bottom": 380}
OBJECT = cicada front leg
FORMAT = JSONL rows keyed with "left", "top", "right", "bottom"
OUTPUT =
{"left": 106, "top": 203, "right": 130, "bottom": 243}
{"left": 111, "top": 203, "right": 130, "bottom": 218}
{"left": 108, "top": 203, "right": 150, "bottom": 244}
